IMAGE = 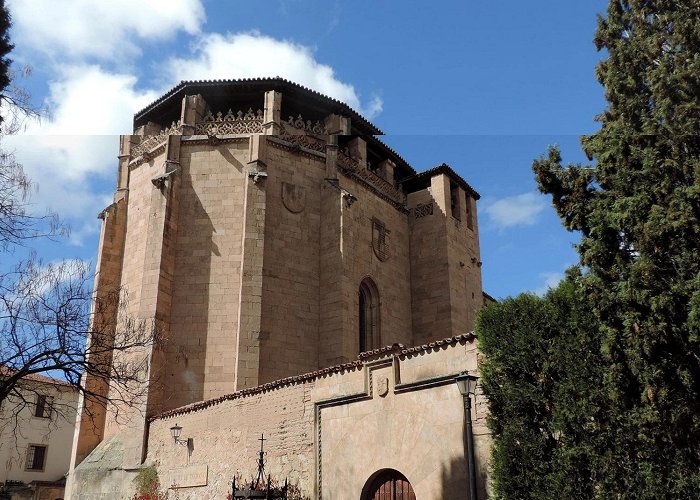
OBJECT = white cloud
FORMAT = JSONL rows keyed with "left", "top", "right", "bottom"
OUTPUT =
{"left": 8, "top": 0, "right": 205, "bottom": 60}
{"left": 165, "top": 32, "right": 383, "bottom": 117}
{"left": 2, "top": 19, "right": 383, "bottom": 247}
{"left": 482, "top": 192, "right": 546, "bottom": 229}
{"left": 40, "top": 65, "right": 160, "bottom": 136}
{"left": 2, "top": 66, "right": 159, "bottom": 242}
{"left": 363, "top": 94, "right": 384, "bottom": 120}
{"left": 533, "top": 272, "right": 564, "bottom": 296}
{"left": 6, "top": 64, "right": 159, "bottom": 184}
{"left": 3, "top": 132, "right": 115, "bottom": 243}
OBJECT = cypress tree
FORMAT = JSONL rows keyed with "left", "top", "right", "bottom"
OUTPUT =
{"left": 478, "top": 278, "right": 603, "bottom": 499}
{"left": 478, "top": 292, "right": 556, "bottom": 497}
{"left": 0, "top": 0, "right": 14, "bottom": 123}
{"left": 533, "top": 0, "right": 700, "bottom": 495}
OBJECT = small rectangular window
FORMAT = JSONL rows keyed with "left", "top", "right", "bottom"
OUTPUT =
{"left": 450, "top": 180, "right": 461, "bottom": 220}
{"left": 34, "top": 395, "right": 53, "bottom": 418}
{"left": 25, "top": 445, "right": 47, "bottom": 471}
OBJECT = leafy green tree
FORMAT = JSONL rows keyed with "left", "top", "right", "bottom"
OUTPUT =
{"left": 478, "top": 291, "right": 555, "bottom": 497}
{"left": 478, "top": 278, "right": 602, "bottom": 499}
{"left": 0, "top": 0, "right": 38, "bottom": 130}
{"left": 531, "top": 0, "right": 700, "bottom": 496}
{"left": 0, "top": 0, "right": 12, "bottom": 101}
{"left": 0, "top": 0, "right": 13, "bottom": 126}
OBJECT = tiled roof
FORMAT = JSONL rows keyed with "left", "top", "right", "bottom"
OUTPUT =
{"left": 366, "top": 135, "right": 416, "bottom": 176}
{"left": 151, "top": 332, "right": 476, "bottom": 420}
{"left": 401, "top": 163, "right": 481, "bottom": 199}
{"left": 0, "top": 366, "right": 74, "bottom": 388}
{"left": 151, "top": 360, "right": 363, "bottom": 420}
{"left": 359, "top": 332, "right": 476, "bottom": 359}
{"left": 134, "top": 77, "right": 383, "bottom": 135}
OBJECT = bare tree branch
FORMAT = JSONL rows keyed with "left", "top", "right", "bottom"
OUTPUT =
{"left": 0, "top": 256, "right": 162, "bottom": 428}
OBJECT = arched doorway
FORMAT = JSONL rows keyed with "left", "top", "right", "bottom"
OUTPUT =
{"left": 361, "top": 469, "right": 416, "bottom": 500}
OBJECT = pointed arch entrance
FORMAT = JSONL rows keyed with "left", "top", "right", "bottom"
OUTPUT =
{"left": 361, "top": 469, "right": 415, "bottom": 500}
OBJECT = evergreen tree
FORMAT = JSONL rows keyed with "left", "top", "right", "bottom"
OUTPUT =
{"left": 0, "top": 0, "right": 12, "bottom": 104}
{"left": 478, "top": 292, "right": 555, "bottom": 497}
{"left": 533, "top": 0, "right": 700, "bottom": 495}
{"left": 478, "top": 278, "right": 603, "bottom": 499}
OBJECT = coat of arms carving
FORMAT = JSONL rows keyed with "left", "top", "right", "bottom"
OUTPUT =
{"left": 281, "top": 182, "right": 306, "bottom": 213}
{"left": 372, "top": 218, "right": 390, "bottom": 262}
{"left": 377, "top": 376, "right": 389, "bottom": 397}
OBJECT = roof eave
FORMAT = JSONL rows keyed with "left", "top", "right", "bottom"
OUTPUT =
{"left": 133, "top": 77, "right": 383, "bottom": 135}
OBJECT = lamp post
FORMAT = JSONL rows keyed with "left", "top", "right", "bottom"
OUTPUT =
{"left": 455, "top": 373, "right": 478, "bottom": 500}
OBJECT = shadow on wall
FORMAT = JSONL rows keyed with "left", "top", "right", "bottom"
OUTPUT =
{"left": 440, "top": 453, "right": 488, "bottom": 499}
{"left": 164, "top": 160, "right": 218, "bottom": 408}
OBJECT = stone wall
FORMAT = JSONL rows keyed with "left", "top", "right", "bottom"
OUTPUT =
{"left": 336, "top": 155, "right": 414, "bottom": 355}
{"left": 407, "top": 180, "right": 452, "bottom": 344}
{"left": 101, "top": 141, "right": 170, "bottom": 468}
{"left": 258, "top": 140, "right": 325, "bottom": 384}
{"left": 138, "top": 335, "right": 488, "bottom": 500}
{"left": 407, "top": 173, "right": 483, "bottom": 345}
{"left": 149, "top": 379, "right": 317, "bottom": 499}
{"left": 166, "top": 139, "right": 250, "bottom": 404}
{"left": 68, "top": 82, "right": 489, "bottom": 499}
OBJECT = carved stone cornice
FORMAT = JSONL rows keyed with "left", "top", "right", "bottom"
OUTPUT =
{"left": 131, "top": 121, "right": 182, "bottom": 159}
{"left": 267, "top": 136, "right": 327, "bottom": 162}
{"left": 129, "top": 143, "right": 167, "bottom": 169}
{"left": 180, "top": 136, "right": 250, "bottom": 147}
{"left": 336, "top": 149, "right": 409, "bottom": 213}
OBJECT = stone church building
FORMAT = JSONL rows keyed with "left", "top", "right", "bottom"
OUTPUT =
{"left": 66, "top": 78, "right": 491, "bottom": 499}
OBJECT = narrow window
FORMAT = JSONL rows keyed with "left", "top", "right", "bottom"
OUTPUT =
{"left": 25, "top": 445, "right": 47, "bottom": 471}
{"left": 359, "top": 278, "right": 380, "bottom": 353}
{"left": 359, "top": 288, "right": 368, "bottom": 353}
{"left": 450, "top": 180, "right": 461, "bottom": 220}
{"left": 466, "top": 194, "right": 474, "bottom": 230}
{"left": 34, "top": 395, "right": 53, "bottom": 418}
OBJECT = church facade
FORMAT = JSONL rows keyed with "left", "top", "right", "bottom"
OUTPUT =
{"left": 66, "top": 78, "right": 490, "bottom": 499}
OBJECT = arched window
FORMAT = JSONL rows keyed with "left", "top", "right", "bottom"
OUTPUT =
{"left": 359, "top": 278, "right": 380, "bottom": 353}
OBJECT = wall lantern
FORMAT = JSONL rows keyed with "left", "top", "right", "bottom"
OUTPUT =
{"left": 169, "top": 423, "right": 193, "bottom": 448}
{"left": 455, "top": 373, "right": 478, "bottom": 500}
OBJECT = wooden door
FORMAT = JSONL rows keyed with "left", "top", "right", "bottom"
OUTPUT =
{"left": 365, "top": 470, "right": 416, "bottom": 500}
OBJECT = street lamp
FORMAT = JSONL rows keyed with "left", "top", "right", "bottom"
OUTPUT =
{"left": 169, "top": 423, "right": 192, "bottom": 448}
{"left": 455, "top": 373, "right": 478, "bottom": 500}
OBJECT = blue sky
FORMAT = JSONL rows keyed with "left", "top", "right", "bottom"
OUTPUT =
{"left": 4, "top": 0, "right": 608, "bottom": 299}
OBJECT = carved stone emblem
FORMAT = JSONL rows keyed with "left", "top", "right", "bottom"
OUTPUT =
{"left": 377, "top": 377, "right": 389, "bottom": 397}
{"left": 414, "top": 202, "right": 434, "bottom": 219}
{"left": 281, "top": 182, "right": 306, "bottom": 213}
{"left": 372, "top": 218, "right": 390, "bottom": 262}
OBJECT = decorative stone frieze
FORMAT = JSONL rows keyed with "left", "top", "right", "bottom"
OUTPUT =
{"left": 194, "top": 108, "right": 264, "bottom": 135}
{"left": 278, "top": 130, "right": 327, "bottom": 153}
{"left": 278, "top": 116, "right": 328, "bottom": 152}
{"left": 337, "top": 148, "right": 404, "bottom": 209}
{"left": 131, "top": 121, "right": 182, "bottom": 158}
{"left": 284, "top": 114, "right": 328, "bottom": 135}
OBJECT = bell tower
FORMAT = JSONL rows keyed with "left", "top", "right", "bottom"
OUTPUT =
{"left": 68, "top": 78, "right": 484, "bottom": 479}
